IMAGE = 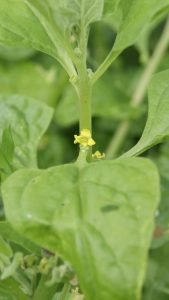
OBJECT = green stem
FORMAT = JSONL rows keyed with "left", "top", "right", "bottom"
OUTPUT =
{"left": 60, "top": 283, "right": 70, "bottom": 300}
{"left": 106, "top": 17, "right": 169, "bottom": 159}
{"left": 77, "top": 66, "right": 92, "bottom": 132}
{"left": 32, "top": 274, "right": 57, "bottom": 300}
{"left": 76, "top": 22, "right": 92, "bottom": 132}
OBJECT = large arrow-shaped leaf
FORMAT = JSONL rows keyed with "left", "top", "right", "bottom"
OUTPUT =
{"left": 2, "top": 158, "right": 159, "bottom": 300}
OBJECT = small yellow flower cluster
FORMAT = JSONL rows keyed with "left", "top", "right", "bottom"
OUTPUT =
{"left": 92, "top": 150, "right": 105, "bottom": 159}
{"left": 74, "top": 129, "right": 95, "bottom": 147}
{"left": 72, "top": 287, "right": 79, "bottom": 295}
{"left": 74, "top": 129, "right": 105, "bottom": 160}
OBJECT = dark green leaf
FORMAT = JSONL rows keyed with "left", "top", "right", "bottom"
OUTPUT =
{"left": 0, "top": 127, "right": 14, "bottom": 176}
{"left": 94, "top": 0, "right": 169, "bottom": 82}
{"left": 0, "top": 95, "right": 53, "bottom": 169}
{"left": 0, "top": 222, "right": 41, "bottom": 255}
{"left": 0, "top": 278, "right": 30, "bottom": 300}
{"left": 114, "top": 0, "right": 169, "bottom": 52}
{"left": 0, "top": 235, "right": 13, "bottom": 257}
{"left": 123, "top": 70, "right": 169, "bottom": 157}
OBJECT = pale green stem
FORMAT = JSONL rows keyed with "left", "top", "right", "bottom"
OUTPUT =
{"left": 76, "top": 23, "right": 92, "bottom": 132}
{"left": 76, "top": 149, "right": 88, "bottom": 166}
{"left": 73, "top": 22, "right": 93, "bottom": 161}
{"left": 106, "top": 17, "right": 169, "bottom": 159}
{"left": 60, "top": 283, "right": 70, "bottom": 300}
{"left": 32, "top": 274, "right": 57, "bottom": 300}
{"left": 77, "top": 66, "right": 92, "bottom": 132}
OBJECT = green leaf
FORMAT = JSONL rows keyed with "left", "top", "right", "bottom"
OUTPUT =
{"left": 135, "top": 10, "right": 169, "bottom": 64}
{"left": 1, "top": 128, "right": 14, "bottom": 165}
{"left": 0, "top": 235, "right": 12, "bottom": 257}
{"left": 0, "top": 278, "right": 30, "bottom": 300}
{"left": 93, "top": 1, "right": 169, "bottom": 82}
{"left": 103, "top": 0, "right": 120, "bottom": 17}
{"left": 0, "top": 127, "right": 14, "bottom": 175}
{"left": 53, "top": 0, "right": 104, "bottom": 28}
{"left": 0, "top": 95, "right": 53, "bottom": 169}
{"left": 0, "top": 62, "right": 58, "bottom": 107}
{"left": 0, "top": 0, "right": 104, "bottom": 76}
{"left": 0, "top": 222, "right": 41, "bottom": 255}
{"left": 0, "top": 0, "right": 75, "bottom": 76}
{"left": 2, "top": 158, "right": 159, "bottom": 300}
{"left": 114, "top": 0, "right": 169, "bottom": 51}
{"left": 122, "top": 70, "right": 169, "bottom": 158}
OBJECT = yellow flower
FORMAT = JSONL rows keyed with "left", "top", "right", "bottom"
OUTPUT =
{"left": 74, "top": 129, "right": 95, "bottom": 147}
{"left": 92, "top": 150, "right": 105, "bottom": 159}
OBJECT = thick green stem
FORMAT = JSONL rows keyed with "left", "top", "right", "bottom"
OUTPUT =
{"left": 106, "top": 17, "right": 169, "bottom": 159}
{"left": 73, "top": 22, "right": 93, "bottom": 161}
{"left": 78, "top": 67, "right": 92, "bottom": 132}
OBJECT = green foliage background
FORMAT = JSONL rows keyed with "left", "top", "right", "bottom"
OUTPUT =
{"left": 0, "top": 2, "right": 169, "bottom": 300}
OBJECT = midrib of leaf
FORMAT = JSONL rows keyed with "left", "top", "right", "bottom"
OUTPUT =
{"left": 74, "top": 169, "right": 101, "bottom": 300}
{"left": 73, "top": 0, "right": 103, "bottom": 27}
{"left": 83, "top": 0, "right": 103, "bottom": 26}
{"left": 81, "top": 0, "right": 85, "bottom": 23}
{"left": 0, "top": 23, "right": 28, "bottom": 44}
{"left": 76, "top": 162, "right": 146, "bottom": 300}
{"left": 0, "top": 24, "right": 23, "bottom": 44}
{"left": 25, "top": 1, "right": 70, "bottom": 54}
{"left": 85, "top": 0, "right": 100, "bottom": 25}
